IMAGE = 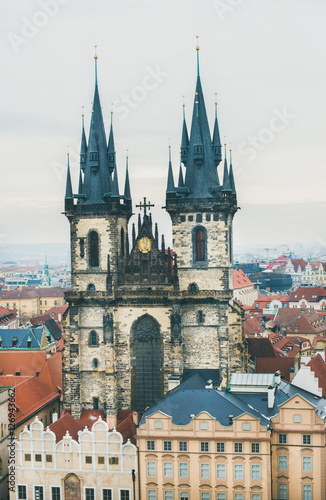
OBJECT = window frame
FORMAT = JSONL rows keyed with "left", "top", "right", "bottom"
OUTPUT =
{"left": 178, "top": 441, "right": 188, "bottom": 452}
{"left": 192, "top": 225, "right": 207, "bottom": 265}
{"left": 200, "top": 441, "right": 209, "bottom": 452}
{"left": 234, "top": 463, "right": 244, "bottom": 480}
{"left": 200, "top": 463, "right": 210, "bottom": 479}
{"left": 163, "top": 440, "right": 172, "bottom": 451}
{"left": 216, "top": 463, "right": 226, "bottom": 479}
{"left": 278, "top": 434, "right": 287, "bottom": 444}
{"left": 179, "top": 462, "right": 189, "bottom": 478}
{"left": 216, "top": 442, "right": 225, "bottom": 453}
{"left": 251, "top": 443, "right": 260, "bottom": 454}
{"left": 146, "top": 440, "right": 155, "bottom": 451}
{"left": 234, "top": 442, "right": 243, "bottom": 453}
{"left": 163, "top": 461, "right": 173, "bottom": 478}
{"left": 147, "top": 461, "right": 156, "bottom": 477}
{"left": 17, "top": 485, "right": 28, "bottom": 500}
{"left": 50, "top": 486, "right": 61, "bottom": 500}
{"left": 303, "top": 434, "right": 311, "bottom": 445}
{"left": 251, "top": 464, "right": 261, "bottom": 480}
{"left": 101, "top": 489, "right": 113, "bottom": 500}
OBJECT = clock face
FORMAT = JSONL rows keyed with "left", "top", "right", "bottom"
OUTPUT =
{"left": 138, "top": 236, "right": 151, "bottom": 254}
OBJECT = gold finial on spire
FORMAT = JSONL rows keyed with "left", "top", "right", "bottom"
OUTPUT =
{"left": 126, "top": 148, "right": 129, "bottom": 158}
{"left": 215, "top": 92, "right": 217, "bottom": 105}
{"left": 82, "top": 105, "right": 84, "bottom": 117}
{"left": 67, "top": 146, "right": 70, "bottom": 156}
{"left": 111, "top": 102, "right": 114, "bottom": 115}
{"left": 182, "top": 95, "right": 185, "bottom": 107}
{"left": 230, "top": 141, "right": 232, "bottom": 152}
{"left": 94, "top": 45, "right": 98, "bottom": 59}
{"left": 168, "top": 137, "right": 171, "bottom": 148}
{"left": 196, "top": 35, "right": 199, "bottom": 51}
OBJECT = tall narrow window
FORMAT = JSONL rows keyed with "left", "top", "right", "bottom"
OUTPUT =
{"left": 89, "top": 231, "right": 99, "bottom": 268}
{"left": 121, "top": 228, "right": 125, "bottom": 257}
{"left": 196, "top": 229, "right": 205, "bottom": 261}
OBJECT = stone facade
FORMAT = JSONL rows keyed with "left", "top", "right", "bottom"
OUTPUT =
{"left": 62, "top": 52, "right": 247, "bottom": 419}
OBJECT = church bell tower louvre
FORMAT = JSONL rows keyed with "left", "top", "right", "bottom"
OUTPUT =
{"left": 62, "top": 45, "right": 247, "bottom": 420}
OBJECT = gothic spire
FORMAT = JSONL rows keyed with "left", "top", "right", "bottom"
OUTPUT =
{"left": 65, "top": 153, "right": 73, "bottom": 199}
{"left": 82, "top": 48, "right": 112, "bottom": 204}
{"left": 107, "top": 109, "right": 115, "bottom": 174}
{"left": 180, "top": 99, "right": 189, "bottom": 165}
{"left": 78, "top": 169, "right": 83, "bottom": 196}
{"left": 112, "top": 161, "right": 120, "bottom": 197}
{"left": 222, "top": 144, "right": 231, "bottom": 192}
{"left": 182, "top": 40, "right": 220, "bottom": 198}
{"left": 178, "top": 153, "right": 184, "bottom": 188}
{"left": 124, "top": 155, "right": 131, "bottom": 200}
{"left": 80, "top": 111, "right": 87, "bottom": 169}
{"left": 166, "top": 146, "right": 175, "bottom": 193}
{"left": 229, "top": 147, "right": 236, "bottom": 195}
{"left": 212, "top": 98, "right": 222, "bottom": 165}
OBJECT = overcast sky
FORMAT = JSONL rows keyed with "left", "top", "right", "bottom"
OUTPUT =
{"left": 0, "top": 0, "right": 325, "bottom": 251}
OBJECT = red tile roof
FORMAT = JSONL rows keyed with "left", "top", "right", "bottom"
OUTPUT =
{"left": 0, "top": 375, "right": 32, "bottom": 386}
{"left": 247, "top": 338, "right": 276, "bottom": 359}
{"left": 50, "top": 413, "right": 82, "bottom": 442}
{"left": 233, "top": 269, "right": 253, "bottom": 289}
{"left": 274, "top": 309, "right": 326, "bottom": 335}
{"left": 290, "top": 259, "right": 307, "bottom": 272}
{"left": 245, "top": 314, "right": 265, "bottom": 336}
{"left": 307, "top": 354, "right": 326, "bottom": 397}
{"left": 37, "top": 352, "right": 62, "bottom": 395}
{"left": 256, "top": 357, "right": 300, "bottom": 382}
{"left": 117, "top": 410, "right": 139, "bottom": 444}
{"left": 0, "top": 352, "right": 47, "bottom": 376}
{"left": 13, "top": 377, "right": 60, "bottom": 425}
{"left": 290, "top": 287, "right": 326, "bottom": 302}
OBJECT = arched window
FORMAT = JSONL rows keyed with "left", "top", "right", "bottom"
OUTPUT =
{"left": 89, "top": 231, "right": 99, "bottom": 268}
{"left": 120, "top": 228, "right": 125, "bottom": 257}
{"left": 92, "top": 358, "right": 99, "bottom": 369}
{"left": 89, "top": 331, "right": 98, "bottom": 347}
{"left": 87, "top": 283, "right": 95, "bottom": 292}
{"left": 193, "top": 226, "right": 206, "bottom": 263}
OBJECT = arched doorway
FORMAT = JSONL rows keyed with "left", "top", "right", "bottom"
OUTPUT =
{"left": 131, "top": 315, "right": 163, "bottom": 412}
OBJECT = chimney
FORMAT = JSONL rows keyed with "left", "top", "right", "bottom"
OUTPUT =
{"left": 267, "top": 386, "right": 275, "bottom": 409}
{"left": 52, "top": 412, "right": 58, "bottom": 423}
{"left": 19, "top": 285, "right": 22, "bottom": 291}
{"left": 7, "top": 286, "right": 10, "bottom": 291}
{"left": 132, "top": 412, "right": 139, "bottom": 425}
{"left": 294, "top": 357, "right": 299, "bottom": 374}
{"left": 205, "top": 379, "right": 213, "bottom": 389}
{"left": 275, "top": 370, "right": 281, "bottom": 385}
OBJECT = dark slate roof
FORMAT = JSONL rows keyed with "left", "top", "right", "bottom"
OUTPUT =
{"left": 141, "top": 372, "right": 270, "bottom": 427}
{"left": 44, "top": 318, "right": 62, "bottom": 341}
{"left": 141, "top": 373, "right": 326, "bottom": 428}
{"left": 0, "top": 326, "right": 55, "bottom": 349}
{"left": 182, "top": 368, "right": 220, "bottom": 386}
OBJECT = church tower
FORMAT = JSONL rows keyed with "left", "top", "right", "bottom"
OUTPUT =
{"left": 62, "top": 45, "right": 246, "bottom": 421}
{"left": 63, "top": 53, "right": 133, "bottom": 420}
{"left": 165, "top": 42, "right": 246, "bottom": 384}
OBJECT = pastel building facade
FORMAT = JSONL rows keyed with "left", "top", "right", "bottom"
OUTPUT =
{"left": 12, "top": 416, "right": 137, "bottom": 500}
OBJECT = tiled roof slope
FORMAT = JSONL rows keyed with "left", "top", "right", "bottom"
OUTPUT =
{"left": 233, "top": 269, "right": 253, "bottom": 289}
{"left": 0, "top": 351, "right": 47, "bottom": 376}
{"left": 14, "top": 377, "right": 60, "bottom": 425}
